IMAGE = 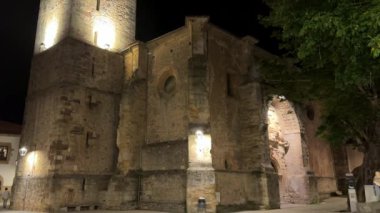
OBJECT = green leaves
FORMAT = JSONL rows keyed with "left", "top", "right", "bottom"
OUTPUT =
{"left": 369, "top": 35, "right": 380, "bottom": 58}
{"left": 261, "top": 0, "right": 380, "bottom": 146}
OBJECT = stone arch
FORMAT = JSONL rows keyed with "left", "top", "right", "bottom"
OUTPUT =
{"left": 266, "top": 96, "right": 311, "bottom": 204}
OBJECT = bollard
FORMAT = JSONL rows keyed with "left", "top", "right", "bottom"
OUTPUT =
{"left": 197, "top": 197, "right": 206, "bottom": 213}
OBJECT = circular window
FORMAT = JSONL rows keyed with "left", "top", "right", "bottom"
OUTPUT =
{"left": 164, "top": 75, "right": 176, "bottom": 94}
{"left": 158, "top": 72, "right": 177, "bottom": 99}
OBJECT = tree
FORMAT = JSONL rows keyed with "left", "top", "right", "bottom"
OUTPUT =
{"left": 261, "top": 0, "right": 380, "bottom": 202}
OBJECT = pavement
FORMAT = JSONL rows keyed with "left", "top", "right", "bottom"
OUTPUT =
{"left": 0, "top": 196, "right": 349, "bottom": 213}
{"left": 235, "top": 197, "right": 349, "bottom": 213}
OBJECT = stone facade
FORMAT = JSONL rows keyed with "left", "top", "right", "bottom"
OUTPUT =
{"left": 12, "top": 1, "right": 358, "bottom": 212}
{"left": 34, "top": 0, "right": 135, "bottom": 53}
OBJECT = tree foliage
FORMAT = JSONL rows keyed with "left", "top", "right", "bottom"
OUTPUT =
{"left": 261, "top": 0, "right": 380, "bottom": 148}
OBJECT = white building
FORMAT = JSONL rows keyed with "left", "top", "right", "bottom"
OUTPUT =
{"left": 0, "top": 121, "right": 21, "bottom": 190}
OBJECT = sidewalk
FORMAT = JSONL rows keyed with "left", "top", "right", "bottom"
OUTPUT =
{"left": 0, "top": 210, "right": 165, "bottom": 213}
{"left": 235, "top": 197, "right": 348, "bottom": 213}
{"left": 0, "top": 197, "right": 348, "bottom": 213}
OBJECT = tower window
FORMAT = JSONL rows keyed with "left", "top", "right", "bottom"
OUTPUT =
{"left": 85, "top": 132, "right": 90, "bottom": 148}
{"left": 91, "top": 57, "right": 95, "bottom": 78}
{"left": 94, "top": 31, "right": 98, "bottom": 45}
{"left": 96, "top": 0, "right": 100, "bottom": 11}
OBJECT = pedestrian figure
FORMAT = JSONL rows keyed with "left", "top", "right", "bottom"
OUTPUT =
{"left": 2, "top": 187, "right": 10, "bottom": 208}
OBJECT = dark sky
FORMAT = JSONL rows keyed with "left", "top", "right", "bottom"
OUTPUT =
{"left": 0, "top": 1, "right": 278, "bottom": 124}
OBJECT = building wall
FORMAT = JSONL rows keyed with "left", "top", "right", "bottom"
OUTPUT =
{"left": 14, "top": 11, "right": 350, "bottom": 212}
{"left": 35, "top": 0, "right": 136, "bottom": 53}
{"left": 146, "top": 29, "right": 191, "bottom": 143}
{"left": 0, "top": 134, "right": 20, "bottom": 188}
{"left": 208, "top": 26, "right": 279, "bottom": 210}
{"left": 12, "top": 38, "right": 123, "bottom": 211}
{"left": 116, "top": 44, "right": 147, "bottom": 174}
{"left": 33, "top": 0, "right": 71, "bottom": 53}
{"left": 208, "top": 26, "right": 244, "bottom": 172}
{"left": 131, "top": 28, "right": 192, "bottom": 212}
{"left": 303, "top": 103, "right": 337, "bottom": 198}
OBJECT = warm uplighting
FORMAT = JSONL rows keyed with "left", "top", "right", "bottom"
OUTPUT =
{"left": 19, "top": 147, "right": 28, "bottom": 157}
{"left": 44, "top": 17, "right": 59, "bottom": 49}
{"left": 195, "top": 130, "right": 211, "bottom": 160}
{"left": 188, "top": 129, "right": 213, "bottom": 167}
{"left": 27, "top": 151, "right": 37, "bottom": 168}
{"left": 94, "top": 17, "right": 115, "bottom": 50}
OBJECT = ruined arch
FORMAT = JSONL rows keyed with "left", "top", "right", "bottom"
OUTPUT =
{"left": 266, "top": 96, "right": 312, "bottom": 204}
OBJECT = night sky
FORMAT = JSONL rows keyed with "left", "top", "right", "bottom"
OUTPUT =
{"left": 0, "top": 1, "right": 278, "bottom": 124}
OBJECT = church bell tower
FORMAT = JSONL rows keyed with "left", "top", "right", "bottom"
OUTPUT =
{"left": 34, "top": 0, "right": 136, "bottom": 53}
{"left": 11, "top": 0, "right": 136, "bottom": 211}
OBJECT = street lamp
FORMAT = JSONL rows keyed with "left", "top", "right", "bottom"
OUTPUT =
{"left": 19, "top": 146, "right": 28, "bottom": 157}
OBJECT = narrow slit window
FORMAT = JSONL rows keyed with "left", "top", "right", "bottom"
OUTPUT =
{"left": 91, "top": 57, "right": 95, "bottom": 78}
{"left": 96, "top": 0, "right": 100, "bottom": 11}
{"left": 85, "top": 132, "right": 90, "bottom": 148}
{"left": 88, "top": 95, "right": 93, "bottom": 109}
{"left": 82, "top": 178, "right": 86, "bottom": 191}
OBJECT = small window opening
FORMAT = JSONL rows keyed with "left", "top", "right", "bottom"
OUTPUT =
{"left": 82, "top": 178, "right": 86, "bottom": 191}
{"left": 91, "top": 57, "right": 95, "bottom": 78}
{"left": 88, "top": 95, "right": 93, "bottom": 109}
{"left": 85, "top": 132, "right": 90, "bottom": 148}
{"left": 224, "top": 160, "right": 229, "bottom": 170}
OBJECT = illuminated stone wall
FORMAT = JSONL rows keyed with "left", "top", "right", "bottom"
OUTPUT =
{"left": 186, "top": 18, "right": 216, "bottom": 213}
{"left": 33, "top": 0, "right": 71, "bottom": 53}
{"left": 267, "top": 98, "right": 319, "bottom": 204}
{"left": 123, "top": 17, "right": 273, "bottom": 213}
{"left": 207, "top": 24, "right": 280, "bottom": 211}
{"left": 15, "top": 7, "right": 347, "bottom": 211}
{"left": 17, "top": 0, "right": 137, "bottom": 208}
{"left": 303, "top": 103, "right": 337, "bottom": 199}
{"left": 12, "top": 38, "right": 123, "bottom": 211}
{"left": 116, "top": 43, "right": 147, "bottom": 174}
{"left": 111, "top": 21, "right": 193, "bottom": 212}
{"left": 145, "top": 28, "right": 190, "bottom": 143}
{"left": 34, "top": 0, "right": 136, "bottom": 53}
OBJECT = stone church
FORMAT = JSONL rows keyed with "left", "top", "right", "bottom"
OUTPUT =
{"left": 11, "top": 0, "right": 363, "bottom": 212}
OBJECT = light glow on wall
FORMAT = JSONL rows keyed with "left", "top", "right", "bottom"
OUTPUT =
{"left": 195, "top": 131, "right": 212, "bottom": 162}
{"left": 94, "top": 17, "right": 115, "bottom": 50}
{"left": 26, "top": 151, "right": 38, "bottom": 173}
{"left": 43, "top": 17, "right": 59, "bottom": 49}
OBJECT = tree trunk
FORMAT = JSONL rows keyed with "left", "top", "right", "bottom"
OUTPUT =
{"left": 354, "top": 142, "right": 380, "bottom": 202}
